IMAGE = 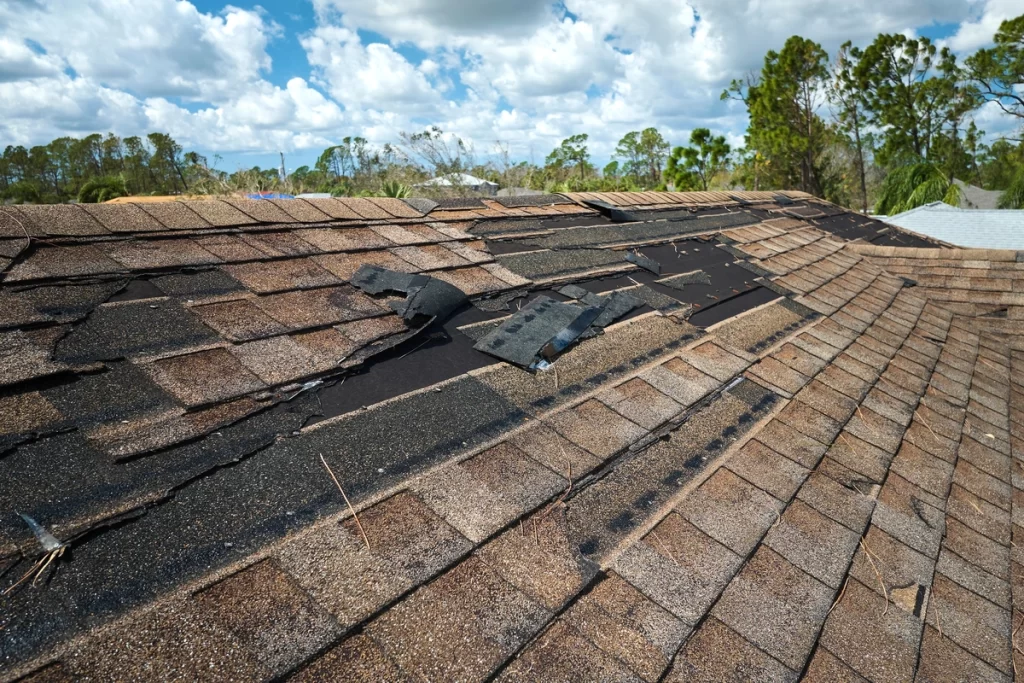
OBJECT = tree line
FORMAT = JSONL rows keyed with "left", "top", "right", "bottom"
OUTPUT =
{"left": 2, "top": 14, "right": 1022, "bottom": 209}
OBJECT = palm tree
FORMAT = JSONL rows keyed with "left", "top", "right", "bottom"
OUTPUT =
{"left": 997, "top": 170, "right": 1024, "bottom": 209}
{"left": 874, "top": 162, "right": 962, "bottom": 214}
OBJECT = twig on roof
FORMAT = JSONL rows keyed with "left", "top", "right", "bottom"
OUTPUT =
{"left": 320, "top": 453, "right": 370, "bottom": 551}
{"left": 648, "top": 530, "right": 679, "bottom": 567}
{"left": 828, "top": 576, "right": 850, "bottom": 615}
{"left": 913, "top": 410, "right": 941, "bottom": 444}
{"left": 859, "top": 539, "right": 888, "bottom": 616}
{"left": 397, "top": 337, "right": 431, "bottom": 361}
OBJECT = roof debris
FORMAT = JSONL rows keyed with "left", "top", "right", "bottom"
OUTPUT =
{"left": 350, "top": 265, "right": 468, "bottom": 323}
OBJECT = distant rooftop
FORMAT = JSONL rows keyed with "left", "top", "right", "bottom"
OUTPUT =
{"left": 883, "top": 201, "right": 1024, "bottom": 249}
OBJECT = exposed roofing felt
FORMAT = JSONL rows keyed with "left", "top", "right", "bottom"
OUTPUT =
{"left": 0, "top": 190, "right": 1021, "bottom": 682}
{"left": 884, "top": 201, "right": 1024, "bottom": 249}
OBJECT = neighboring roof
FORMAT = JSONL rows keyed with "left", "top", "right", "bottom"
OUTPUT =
{"left": 417, "top": 172, "right": 499, "bottom": 187}
{"left": 954, "top": 178, "right": 1003, "bottom": 210}
{"left": 884, "top": 201, "right": 1024, "bottom": 249}
{"left": 497, "top": 187, "right": 545, "bottom": 197}
{"left": 0, "top": 190, "right": 1021, "bottom": 682}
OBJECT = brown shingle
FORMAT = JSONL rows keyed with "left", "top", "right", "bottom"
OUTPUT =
{"left": 506, "top": 423, "right": 601, "bottom": 478}
{"left": 6, "top": 245, "right": 126, "bottom": 281}
{"left": 413, "top": 442, "right": 566, "bottom": 542}
{"left": 81, "top": 203, "right": 167, "bottom": 233}
{"left": 275, "top": 492, "right": 471, "bottom": 628}
{"left": 639, "top": 358, "right": 721, "bottom": 407}
{"left": 614, "top": 513, "right": 742, "bottom": 624}
{"left": 849, "top": 525, "right": 932, "bottom": 604}
{"left": 667, "top": 617, "right": 797, "bottom": 683}
{"left": 15, "top": 204, "right": 107, "bottom": 236}
{"left": 367, "top": 556, "right": 550, "bottom": 682}
{"left": 182, "top": 200, "right": 257, "bottom": 227}
{"left": 290, "top": 634, "right": 406, "bottom": 683}
{"left": 682, "top": 341, "right": 751, "bottom": 382}
{"left": 295, "top": 227, "right": 394, "bottom": 252}
{"left": 926, "top": 574, "right": 1012, "bottom": 675}
{"left": 763, "top": 499, "right": 860, "bottom": 588}
{"left": 239, "top": 231, "right": 318, "bottom": 257}
{"left": 796, "top": 471, "right": 876, "bottom": 534}
{"left": 222, "top": 258, "right": 341, "bottom": 293}
{"left": 916, "top": 625, "right": 1010, "bottom": 683}
{"left": 430, "top": 266, "right": 512, "bottom": 296}
{"left": 99, "top": 238, "right": 220, "bottom": 270}
{"left": 726, "top": 439, "right": 809, "bottom": 502}
{"left": 596, "top": 378, "right": 683, "bottom": 430}
{"left": 677, "top": 468, "right": 784, "bottom": 555}
{"left": 391, "top": 244, "right": 471, "bottom": 270}
{"left": 498, "top": 620, "right": 644, "bottom": 683}
{"left": 195, "top": 560, "right": 339, "bottom": 675}
{"left": 545, "top": 399, "right": 647, "bottom": 459}
{"left": 230, "top": 335, "right": 322, "bottom": 385}
{"left": 191, "top": 298, "right": 289, "bottom": 341}
{"left": 148, "top": 348, "right": 266, "bottom": 407}
{"left": 63, "top": 600, "right": 269, "bottom": 680}
{"left": 754, "top": 417, "right": 828, "bottom": 469}
{"left": 312, "top": 250, "right": 418, "bottom": 281}
{"left": 254, "top": 287, "right": 386, "bottom": 330}
{"left": 711, "top": 546, "right": 834, "bottom": 670}
{"left": 477, "top": 509, "right": 597, "bottom": 611}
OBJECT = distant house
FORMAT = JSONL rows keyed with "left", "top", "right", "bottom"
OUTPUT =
{"left": 953, "top": 179, "right": 1002, "bottom": 210}
{"left": 882, "top": 201, "right": 1024, "bottom": 249}
{"left": 416, "top": 173, "right": 499, "bottom": 195}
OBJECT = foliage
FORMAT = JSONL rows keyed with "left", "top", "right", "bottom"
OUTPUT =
{"left": 966, "top": 15, "right": 1024, "bottom": 121}
{"left": 378, "top": 180, "right": 411, "bottom": 198}
{"left": 725, "top": 36, "right": 830, "bottom": 195}
{"left": 614, "top": 128, "right": 670, "bottom": 188}
{"left": 874, "top": 162, "right": 962, "bottom": 214}
{"left": 998, "top": 169, "right": 1024, "bottom": 208}
{"left": 828, "top": 42, "right": 871, "bottom": 212}
{"left": 665, "top": 128, "right": 730, "bottom": 190}
{"left": 545, "top": 134, "right": 592, "bottom": 182}
{"left": 77, "top": 176, "right": 128, "bottom": 203}
{"left": 851, "top": 34, "right": 969, "bottom": 167}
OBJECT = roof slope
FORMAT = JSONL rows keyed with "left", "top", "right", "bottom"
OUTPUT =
{"left": 884, "top": 201, "right": 1024, "bottom": 249}
{"left": 1, "top": 191, "right": 1020, "bottom": 682}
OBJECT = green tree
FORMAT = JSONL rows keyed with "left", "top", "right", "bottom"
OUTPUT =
{"left": 874, "top": 161, "right": 962, "bottom": 214}
{"left": 852, "top": 34, "right": 965, "bottom": 166}
{"left": 998, "top": 171, "right": 1024, "bottom": 208}
{"left": 665, "top": 128, "right": 731, "bottom": 191}
{"left": 828, "top": 42, "right": 871, "bottom": 212}
{"left": 966, "top": 14, "right": 1024, "bottom": 121}
{"left": 545, "top": 134, "right": 591, "bottom": 183}
{"left": 77, "top": 176, "right": 127, "bottom": 203}
{"left": 614, "top": 128, "right": 670, "bottom": 187}
{"left": 725, "top": 36, "right": 830, "bottom": 195}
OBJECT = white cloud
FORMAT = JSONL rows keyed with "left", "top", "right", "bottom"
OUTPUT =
{"left": 1, "top": 0, "right": 1021, "bottom": 167}
{"left": 947, "top": 0, "right": 1020, "bottom": 52}
{"left": 0, "top": 0, "right": 278, "bottom": 102}
{"left": 0, "top": 38, "right": 65, "bottom": 83}
{"left": 301, "top": 25, "right": 443, "bottom": 114}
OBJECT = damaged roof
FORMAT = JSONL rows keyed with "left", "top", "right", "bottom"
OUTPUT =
{"left": 1, "top": 190, "right": 1022, "bottom": 682}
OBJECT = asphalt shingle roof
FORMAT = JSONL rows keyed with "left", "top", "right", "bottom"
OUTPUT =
{"left": 1, "top": 190, "right": 1022, "bottom": 682}
{"left": 883, "top": 201, "right": 1024, "bottom": 249}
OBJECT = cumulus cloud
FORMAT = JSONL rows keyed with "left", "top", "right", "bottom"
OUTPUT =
{"left": 0, "top": 0, "right": 1020, "bottom": 165}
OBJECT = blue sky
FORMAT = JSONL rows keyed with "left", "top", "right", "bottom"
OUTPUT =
{"left": 1, "top": 0, "right": 1019, "bottom": 174}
